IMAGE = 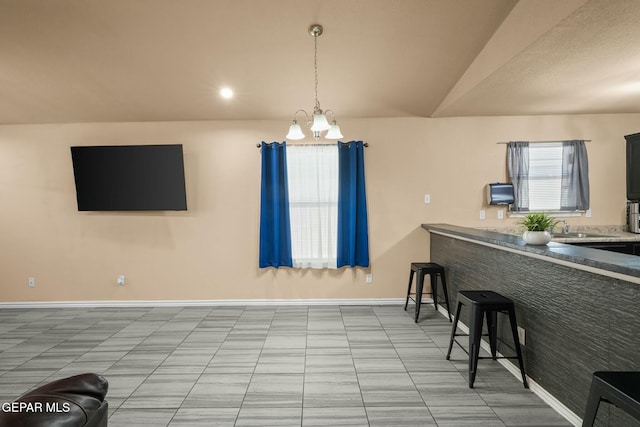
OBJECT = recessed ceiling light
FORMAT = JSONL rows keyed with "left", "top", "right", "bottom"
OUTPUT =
{"left": 624, "top": 82, "right": 640, "bottom": 92}
{"left": 219, "top": 87, "right": 234, "bottom": 99}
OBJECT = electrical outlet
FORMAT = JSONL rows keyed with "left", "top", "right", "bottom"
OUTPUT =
{"left": 424, "top": 194, "right": 431, "bottom": 204}
{"left": 479, "top": 210, "right": 486, "bottom": 220}
{"left": 585, "top": 209, "right": 592, "bottom": 218}
{"left": 117, "top": 275, "right": 126, "bottom": 286}
{"left": 497, "top": 209, "right": 504, "bottom": 219}
{"left": 365, "top": 274, "right": 373, "bottom": 283}
{"left": 28, "top": 277, "right": 35, "bottom": 288}
{"left": 517, "top": 326, "right": 526, "bottom": 346}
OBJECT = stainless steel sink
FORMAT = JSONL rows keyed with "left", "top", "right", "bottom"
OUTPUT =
{"left": 552, "top": 232, "right": 614, "bottom": 238}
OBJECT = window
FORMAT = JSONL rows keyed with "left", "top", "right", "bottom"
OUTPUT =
{"left": 287, "top": 145, "right": 339, "bottom": 269}
{"left": 507, "top": 140, "right": 589, "bottom": 212}
{"left": 528, "top": 143, "right": 563, "bottom": 210}
{"left": 258, "top": 141, "right": 369, "bottom": 269}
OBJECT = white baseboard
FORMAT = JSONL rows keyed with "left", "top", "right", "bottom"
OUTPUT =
{"left": 436, "top": 305, "right": 582, "bottom": 427}
{"left": 0, "top": 298, "right": 405, "bottom": 309}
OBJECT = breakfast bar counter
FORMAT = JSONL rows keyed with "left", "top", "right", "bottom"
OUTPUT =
{"left": 422, "top": 224, "right": 640, "bottom": 427}
{"left": 423, "top": 223, "right": 640, "bottom": 282}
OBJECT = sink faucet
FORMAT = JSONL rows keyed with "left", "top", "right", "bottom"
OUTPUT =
{"left": 558, "top": 220, "right": 570, "bottom": 234}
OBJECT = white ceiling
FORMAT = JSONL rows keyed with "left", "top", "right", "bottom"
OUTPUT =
{"left": 1, "top": 0, "right": 639, "bottom": 125}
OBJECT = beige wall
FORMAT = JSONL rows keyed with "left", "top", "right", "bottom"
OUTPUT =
{"left": 0, "top": 114, "right": 637, "bottom": 302}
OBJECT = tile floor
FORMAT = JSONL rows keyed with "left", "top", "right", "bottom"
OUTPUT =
{"left": 0, "top": 304, "right": 573, "bottom": 426}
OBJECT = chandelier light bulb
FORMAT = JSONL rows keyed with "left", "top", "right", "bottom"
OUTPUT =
{"left": 325, "top": 121, "right": 343, "bottom": 139}
{"left": 286, "top": 121, "right": 305, "bottom": 140}
{"left": 310, "top": 112, "right": 330, "bottom": 132}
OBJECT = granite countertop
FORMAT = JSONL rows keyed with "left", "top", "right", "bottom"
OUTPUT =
{"left": 422, "top": 223, "right": 640, "bottom": 281}
{"left": 550, "top": 230, "right": 640, "bottom": 243}
{"left": 477, "top": 224, "right": 640, "bottom": 243}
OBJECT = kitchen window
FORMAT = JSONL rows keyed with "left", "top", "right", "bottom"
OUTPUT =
{"left": 507, "top": 140, "right": 590, "bottom": 212}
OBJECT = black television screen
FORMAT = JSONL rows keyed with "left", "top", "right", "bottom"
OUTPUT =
{"left": 70, "top": 144, "right": 187, "bottom": 211}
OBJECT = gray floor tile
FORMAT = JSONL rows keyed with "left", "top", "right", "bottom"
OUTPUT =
{"left": 119, "top": 373, "right": 200, "bottom": 409}
{"left": 305, "top": 353, "right": 356, "bottom": 374}
{"left": 357, "top": 372, "right": 425, "bottom": 407}
{"left": 204, "top": 349, "right": 260, "bottom": 374}
{"left": 254, "top": 349, "right": 305, "bottom": 374}
{"left": 0, "top": 305, "right": 576, "bottom": 427}
{"left": 243, "top": 373, "right": 304, "bottom": 408}
{"left": 168, "top": 407, "right": 239, "bottom": 427}
{"left": 302, "top": 406, "right": 369, "bottom": 426}
{"left": 235, "top": 407, "right": 302, "bottom": 426}
{"left": 413, "top": 371, "right": 487, "bottom": 406}
{"left": 492, "top": 406, "right": 574, "bottom": 426}
{"left": 353, "top": 357, "right": 407, "bottom": 373}
{"left": 304, "top": 372, "right": 363, "bottom": 408}
{"left": 108, "top": 408, "right": 176, "bottom": 427}
{"left": 429, "top": 406, "right": 507, "bottom": 426}
{"left": 365, "top": 406, "right": 437, "bottom": 426}
{"left": 181, "top": 373, "right": 251, "bottom": 408}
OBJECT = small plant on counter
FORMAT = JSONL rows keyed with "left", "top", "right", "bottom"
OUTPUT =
{"left": 521, "top": 212, "right": 558, "bottom": 232}
{"left": 520, "top": 212, "right": 558, "bottom": 245}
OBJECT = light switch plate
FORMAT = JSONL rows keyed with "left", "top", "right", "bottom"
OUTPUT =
{"left": 424, "top": 194, "right": 431, "bottom": 204}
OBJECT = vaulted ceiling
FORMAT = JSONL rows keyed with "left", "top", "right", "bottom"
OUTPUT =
{"left": 1, "top": 0, "right": 639, "bottom": 125}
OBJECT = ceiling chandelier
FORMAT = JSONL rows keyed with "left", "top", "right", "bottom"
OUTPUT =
{"left": 286, "top": 24, "right": 343, "bottom": 141}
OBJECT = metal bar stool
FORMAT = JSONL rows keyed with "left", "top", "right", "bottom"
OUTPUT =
{"left": 404, "top": 262, "right": 452, "bottom": 323}
{"left": 446, "top": 290, "right": 528, "bottom": 389}
{"left": 582, "top": 371, "right": 640, "bottom": 427}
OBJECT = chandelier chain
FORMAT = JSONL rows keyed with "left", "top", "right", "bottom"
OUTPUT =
{"left": 314, "top": 32, "right": 320, "bottom": 110}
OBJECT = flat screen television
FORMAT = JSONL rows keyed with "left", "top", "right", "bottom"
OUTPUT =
{"left": 626, "top": 133, "right": 640, "bottom": 201}
{"left": 70, "top": 144, "right": 187, "bottom": 211}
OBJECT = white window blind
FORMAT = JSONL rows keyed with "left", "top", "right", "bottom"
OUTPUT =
{"left": 286, "top": 145, "right": 338, "bottom": 269}
{"left": 528, "top": 143, "right": 562, "bottom": 211}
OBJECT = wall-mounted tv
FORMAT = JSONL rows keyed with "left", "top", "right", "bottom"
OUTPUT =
{"left": 70, "top": 144, "right": 187, "bottom": 211}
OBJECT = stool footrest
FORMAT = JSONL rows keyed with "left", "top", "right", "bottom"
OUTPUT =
{"left": 477, "top": 356, "right": 520, "bottom": 361}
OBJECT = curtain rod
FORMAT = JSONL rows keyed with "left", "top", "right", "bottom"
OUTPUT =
{"left": 497, "top": 139, "right": 591, "bottom": 144}
{"left": 256, "top": 142, "right": 369, "bottom": 148}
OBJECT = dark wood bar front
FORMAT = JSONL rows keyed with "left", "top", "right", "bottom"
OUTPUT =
{"left": 423, "top": 224, "right": 640, "bottom": 427}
